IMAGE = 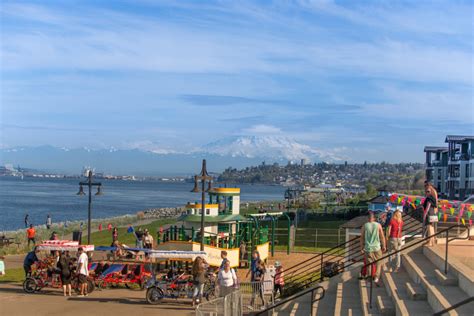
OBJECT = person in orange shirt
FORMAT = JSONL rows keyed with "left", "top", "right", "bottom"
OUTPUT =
{"left": 26, "top": 224, "right": 36, "bottom": 247}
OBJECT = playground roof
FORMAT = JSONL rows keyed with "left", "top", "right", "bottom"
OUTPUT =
{"left": 178, "top": 213, "right": 246, "bottom": 223}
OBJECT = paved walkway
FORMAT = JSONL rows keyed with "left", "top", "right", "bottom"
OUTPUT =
{"left": 433, "top": 240, "right": 474, "bottom": 270}
{"left": 0, "top": 283, "right": 194, "bottom": 316}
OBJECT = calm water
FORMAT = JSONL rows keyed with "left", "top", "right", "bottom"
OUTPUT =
{"left": 0, "top": 177, "right": 285, "bottom": 231}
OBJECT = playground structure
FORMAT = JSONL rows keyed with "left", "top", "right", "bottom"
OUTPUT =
{"left": 156, "top": 187, "right": 292, "bottom": 267}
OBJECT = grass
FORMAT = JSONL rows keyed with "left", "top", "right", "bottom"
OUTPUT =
{"left": 0, "top": 268, "right": 24, "bottom": 283}
{"left": 84, "top": 218, "right": 177, "bottom": 246}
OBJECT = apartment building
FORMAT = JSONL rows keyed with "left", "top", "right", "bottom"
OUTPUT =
{"left": 425, "top": 135, "right": 474, "bottom": 200}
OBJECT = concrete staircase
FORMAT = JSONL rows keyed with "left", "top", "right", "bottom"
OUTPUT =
{"left": 266, "top": 241, "right": 474, "bottom": 316}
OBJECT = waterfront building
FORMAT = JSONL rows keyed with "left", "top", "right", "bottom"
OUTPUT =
{"left": 424, "top": 135, "right": 474, "bottom": 200}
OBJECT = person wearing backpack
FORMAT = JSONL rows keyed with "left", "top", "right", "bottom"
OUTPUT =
{"left": 217, "top": 260, "right": 237, "bottom": 297}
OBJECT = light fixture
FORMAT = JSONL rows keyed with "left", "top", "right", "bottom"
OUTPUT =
{"left": 190, "top": 175, "right": 200, "bottom": 193}
{"left": 77, "top": 185, "right": 85, "bottom": 196}
{"left": 95, "top": 185, "right": 103, "bottom": 196}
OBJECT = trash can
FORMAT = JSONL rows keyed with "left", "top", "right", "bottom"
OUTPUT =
{"left": 72, "top": 231, "right": 82, "bottom": 244}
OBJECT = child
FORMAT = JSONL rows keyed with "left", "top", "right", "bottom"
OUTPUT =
{"left": 273, "top": 261, "right": 284, "bottom": 298}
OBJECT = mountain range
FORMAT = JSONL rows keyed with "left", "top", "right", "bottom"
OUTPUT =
{"left": 0, "top": 136, "right": 345, "bottom": 175}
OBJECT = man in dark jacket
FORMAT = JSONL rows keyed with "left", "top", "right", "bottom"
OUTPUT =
{"left": 24, "top": 247, "right": 40, "bottom": 277}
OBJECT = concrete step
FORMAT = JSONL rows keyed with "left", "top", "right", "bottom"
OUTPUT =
{"left": 358, "top": 278, "right": 387, "bottom": 316}
{"left": 434, "top": 269, "right": 458, "bottom": 286}
{"left": 405, "top": 281, "right": 426, "bottom": 300}
{"left": 382, "top": 267, "right": 432, "bottom": 316}
{"left": 423, "top": 244, "right": 474, "bottom": 297}
{"left": 403, "top": 252, "right": 472, "bottom": 316}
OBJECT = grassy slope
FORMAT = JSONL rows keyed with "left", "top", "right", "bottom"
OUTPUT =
{"left": 83, "top": 218, "right": 177, "bottom": 246}
{"left": 0, "top": 268, "right": 24, "bottom": 283}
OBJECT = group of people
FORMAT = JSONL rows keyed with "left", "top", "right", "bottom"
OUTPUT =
{"left": 360, "top": 181, "right": 440, "bottom": 285}
{"left": 23, "top": 246, "right": 90, "bottom": 297}
{"left": 189, "top": 249, "right": 284, "bottom": 309}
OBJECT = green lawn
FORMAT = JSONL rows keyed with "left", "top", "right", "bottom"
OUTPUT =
{"left": 83, "top": 218, "right": 177, "bottom": 246}
{"left": 0, "top": 268, "right": 24, "bottom": 283}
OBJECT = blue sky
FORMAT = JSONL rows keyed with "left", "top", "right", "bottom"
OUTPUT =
{"left": 1, "top": 0, "right": 473, "bottom": 162}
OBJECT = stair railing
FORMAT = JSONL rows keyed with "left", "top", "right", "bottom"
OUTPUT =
{"left": 363, "top": 224, "right": 470, "bottom": 309}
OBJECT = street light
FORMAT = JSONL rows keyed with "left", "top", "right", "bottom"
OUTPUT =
{"left": 77, "top": 169, "right": 102, "bottom": 244}
{"left": 191, "top": 159, "right": 212, "bottom": 251}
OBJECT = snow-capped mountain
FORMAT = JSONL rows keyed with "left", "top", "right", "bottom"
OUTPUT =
{"left": 0, "top": 137, "right": 345, "bottom": 175}
{"left": 202, "top": 135, "right": 343, "bottom": 162}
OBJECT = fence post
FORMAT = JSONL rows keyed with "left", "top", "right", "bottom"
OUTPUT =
{"left": 314, "top": 229, "right": 318, "bottom": 249}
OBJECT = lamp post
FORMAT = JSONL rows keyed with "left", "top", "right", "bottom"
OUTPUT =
{"left": 191, "top": 159, "right": 212, "bottom": 251}
{"left": 77, "top": 169, "right": 102, "bottom": 244}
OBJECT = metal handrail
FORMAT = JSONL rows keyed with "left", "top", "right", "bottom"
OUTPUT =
{"left": 433, "top": 296, "right": 474, "bottom": 316}
{"left": 283, "top": 217, "right": 423, "bottom": 291}
{"left": 364, "top": 224, "right": 470, "bottom": 309}
{"left": 254, "top": 285, "right": 325, "bottom": 316}
{"left": 283, "top": 212, "right": 421, "bottom": 277}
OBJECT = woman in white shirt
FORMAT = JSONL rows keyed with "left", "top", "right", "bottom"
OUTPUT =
{"left": 218, "top": 260, "right": 237, "bottom": 297}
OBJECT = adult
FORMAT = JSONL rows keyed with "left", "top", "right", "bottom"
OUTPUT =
{"left": 24, "top": 214, "right": 29, "bottom": 228}
{"left": 135, "top": 227, "right": 144, "bottom": 248}
{"left": 217, "top": 260, "right": 237, "bottom": 297}
{"left": 387, "top": 210, "right": 404, "bottom": 272}
{"left": 23, "top": 247, "right": 39, "bottom": 277}
{"left": 360, "top": 212, "right": 386, "bottom": 285}
{"left": 245, "top": 250, "right": 260, "bottom": 281}
{"left": 26, "top": 224, "right": 36, "bottom": 247}
{"left": 423, "top": 186, "right": 438, "bottom": 247}
{"left": 57, "top": 251, "right": 72, "bottom": 296}
{"left": 143, "top": 229, "right": 154, "bottom": 249}
{"left": 49, "top": 231, "right": 58, "bottom": 241}
{"left": 239, "top": 241, "right": 247, "bottom": 267}
{"left": 112, "top": 227, "right": 118, "bottom": 242}
{"left": 46, "top": 214, "right": 52, "bottom": 230}
{"left": 191, "top": 256, "right": 207, "bottom": 307}
{"left": 219, "top": 251, "right": 229, "bottom": 270}
{"left": 76, "top": 247, "right": 89, "bottom": 297}
{"left": 250, "top": 259, "right": 266, "bottom": 308}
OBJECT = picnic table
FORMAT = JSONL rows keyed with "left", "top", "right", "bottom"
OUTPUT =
{"left": 0, "top": 236, "right": 17, "bottom": 247}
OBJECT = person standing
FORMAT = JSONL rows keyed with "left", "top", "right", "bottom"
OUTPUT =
{"left": 24, "top": 214, "right": 29, "bottom": 228}
{"left": 112, "top": 227, "right": 118, "bottom": 242}
{"left": 143, "top": 229, "right": 154, "bottom": 249}
{"left": 273, "top": 261, "right": 285, "bottom": 298}
{"left": 423, "top": 186, "right": 438, "bottom": 247}
{"left": 249, "top": 259, "right": 266, "bottom": 309}
{"left": 387, "top": 210, "right": 404, "bottom": 272}
{"left": 57, "top": 251, "right": 72, "bottom": 296}
{"left": 23, "top": 247, "right": 39, "bottom": 277}
{"left": 26, "top": 224, "right": 36, "bottom": 247}
{"left": 46, "top": 214, "right": 52, "bottom": 230}
{"left": 360, "top": 212, "right": 386, "bottom": 285}
{"left": 218, "top": 260, "right": 237, "bottom": 297}
{"left": 239, "top": 241, "right": 247, "bottom": 268}
{"left": 245, "top": 250, "right": 260, "bottom": 281}
{"left": 135, "top": 227, "right": 144, "bottom": 248}
{"left": 219, "top": 251, "right": 229, "bottom": 270}
{"left": 191, "top": 256, "right": 207, "bottom": 307}
{"left": 76, "top": 247, "right": 89, "bottom": 297}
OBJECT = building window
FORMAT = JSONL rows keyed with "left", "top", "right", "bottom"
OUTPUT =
{"left": 206, "top": 209, "right": 210, "bottom": 215}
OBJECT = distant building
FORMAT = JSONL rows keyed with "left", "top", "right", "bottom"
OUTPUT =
{"left": 425, "top": 135, "right": 474, "bottom": 200}
{"left": 300, "top": 158, "right": 308, "bottom": 166}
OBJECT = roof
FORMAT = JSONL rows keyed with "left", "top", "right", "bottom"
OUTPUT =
{"left": 445, "top": 135, "right": 474, "bottom": 142}
{"left": 424, "top": 146, "right": 448, "bottom": 152}
{"left": 178, "top": 214, "right": 246, "bottom": 223}
{"left": 340, "top": 215, "right": 368, "bottom": 229}
{"left": 368, "top": 195, "right": 390, "bottom": 204}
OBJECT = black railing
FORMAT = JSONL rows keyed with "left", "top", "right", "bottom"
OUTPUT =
{"left": 363, "top": 224, "right": 469, "bottom": 309}
{"left": 282, "top": 212, "right": 423, "bottom": 295}
{"left": 254, "top": 285, "right": 325, "bottom": 316}
{"left": 433, "top": 296, "right": 474, "bottom": 316}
